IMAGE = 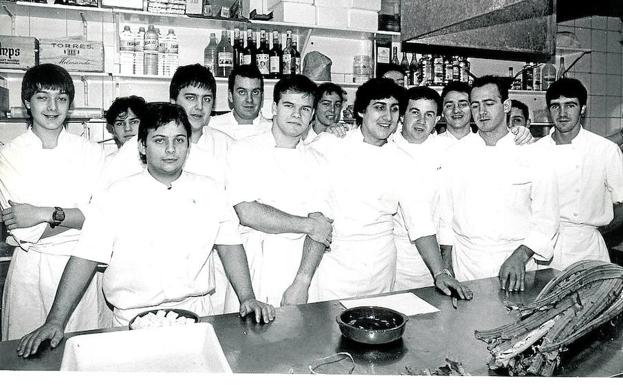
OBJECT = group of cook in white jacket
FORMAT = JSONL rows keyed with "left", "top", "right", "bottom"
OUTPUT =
{"left": 1, "top": 62, "right": 622, "bottom": 358}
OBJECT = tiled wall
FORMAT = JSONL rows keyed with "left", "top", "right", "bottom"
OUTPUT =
{"left": 558, "top": 16, "right": 623, "bottom": 137}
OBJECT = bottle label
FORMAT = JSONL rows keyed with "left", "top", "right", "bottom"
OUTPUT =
{"left": 242, "top": 54, "right": 252, "bottom": 65}
{"left": 144, "top": 36, "right": 158, "bottom": 51}
{"left": 218, "top": 52, "right": 233, "bottom": 67}
{"left": 269, "top": 56, "right": 280, "bottom": 73}
{"left": 294, "top": 58, "right": 301, "bottom": 74}
{"left": 257, "top": 53, "right": 269, "bottom": 74}
{"left": 377, "top": 47, "right": 390, "bottom": 64}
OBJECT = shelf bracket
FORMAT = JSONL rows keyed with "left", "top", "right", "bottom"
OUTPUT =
{"left": 81, "top": 75, "right": 89, "bottom": 106}
{"left": 80, "top": 11, "right": 88, "bottom": 41}
{"left": 2, "top": 4, "right": 16, "bottom": 36}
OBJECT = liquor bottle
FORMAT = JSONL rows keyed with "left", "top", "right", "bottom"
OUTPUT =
{"left": 408, "top": 53, "right": 418, "bottom": 86}
{"left": 291, "top": 34, "right": 301, "bottom": 75}
{"left": 433, "top": 54, "right": 444, "bottom": 86}
{"left": 541, "top": 59, "right": 556, "bottom": 90}
{"left": 143, "top": 24, "right": 159, "bottom": 76}
{"left": 533, "top": 63, "right": 542, "bottom": 91}
{"left": 444, "top": 56, "right": 453, "bottom": 85}
{"left": 133, "top": 26, "right": 145, "bottom": 75}
{"left": 391, "top": 46, "right": 399, "bottom": 65}
{"left": 242, "top": 28, "right": 255, "bottom": 66}
{"left": 268, "top": 30, "right": 282, "bottom": 79}
{"left": 400, "top": 51, "right": 409, "bottom": 74}
{"left": 217, "top": 30, "right": 234, "bottom": 78}
{"left": 522, "top": 62, "right": 533, "bottom": 90}
{"left": 460, "top": 57, "right": 471, "bottom": 84}
{"left": 203, "top": 32, "right": 218, "bottom": 75}
{"left": 452, "top": 56, "right": 460, "bottom": 81}
{"left": 282, "top": 30, "right": 293, "bottom": 76}
{"left": 232, "top": 28, "right": 243, "bottom": 68}
{"left": 375, "top": 38, "right": 391, "bottom": 78}
{"left": 163, "top": 29, "right": 179, "bottom": 77}
{"left": 420, "top": 54, "right": 432, "bottom": 85}
{"left": 119, "top": 25, "right": 134, "bottom": 75}
{"left": 255, "top": 29, "right": 270, "bottom": 76}
{"left": 557, "top": 57, "right": 566, "bottom": 79}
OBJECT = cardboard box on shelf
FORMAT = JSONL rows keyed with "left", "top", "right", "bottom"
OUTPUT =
{"left": 315, "top": 6, "right": 348, "bottom": 28}
{"left": 270, "top": 2, "right": 315, "bottom": 25}
{"left": 349, "top": 0, "right": 381, "bottom": 11}
{"left": 267, "top": 0, "right": 312, "bottom": 9}
{"left": 39, "top": 39, "right": 104, "bottom": 73}
{"left": 0, "top": 36, "right": 39, "bottom": 70}
{"left": 348, "top": 8, "right": 378, "bottom": 31}
{"left": 314, "top": 0, "right": 349, "bottom": 6}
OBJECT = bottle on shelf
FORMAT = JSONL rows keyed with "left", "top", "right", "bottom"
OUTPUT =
{"left": 420, "top": 54, "right": 432, "bottom": 86}
{"left": 163, "top": 28, "right": 179, "bottom": 77}
{"left": 444, "top": 56, "right": 453, "bottom": 85}
{"left": 233, "top": 28, "right": 243, "bottom": 69}
{"left": 400, "top": 51, "right": 409, "bottom": 73}
{"left": 268, "top": 30, "right": 282, "bottom": 79}
{"left": 217, "top": 30, "right": 234, "bottom": 78}
{"left": 460, "top": 56, "right": 471, "bottom": 84}
{"left": 143, "top": 24, "right": 159, "bottom": 76}
{"left": 242, "top": 28, "right": 256, "bottom": 66}
{"left": 391, "top": 46, "right": 399, "bottom": 65}
{"left": 522, "top": 62, "right": 533, "bottom": 90}
{"left": 452, "top": 56, "right": 460, "bottom": 82}
{"left": 408, "top": 53, "right": 418, "bottom": 86}
{"left": 541, "top": 58, "right": 556, "bottom": 90}
{"left": 119, "top": 25, "right": 134, "bottom": 75}
{"left": 291, "top": 34, "right": 301, "bottom": 75}
{"left": 157, "top": 28, "right": 165, "bottom": 76}
{"left": 282, "top": 30, "right": 293, "bottom": 76}
{"left": 533, "top": 63, "right": 542, "bottom": 91}
{"left": 557, "top": 57, "right": 566, "bottom": 79}
{"left": 204, "top": 32, "right": 219, "bottom": 75}
{"left": 255, "top": 29, "right": 270, "bottom": 76}
{"left": 432, "top": 53, "right": 444, "bottom": 86}
{"left": 134, "top": 26, "right": 145, "bottom": 76}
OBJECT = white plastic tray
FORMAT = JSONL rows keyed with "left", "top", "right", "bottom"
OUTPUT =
{"left": 60, "top": 322, "right": 232, "bottom": 372}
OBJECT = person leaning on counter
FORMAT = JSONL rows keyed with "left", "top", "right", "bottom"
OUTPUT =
{"left": 16, "top": 102, "right": 275, "bottom": 358}
{"left": 438, "top": 75, "right": 560, "bottom": 291}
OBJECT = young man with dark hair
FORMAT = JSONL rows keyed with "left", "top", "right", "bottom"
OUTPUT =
{"left": 210, "top": 64, "right": 271, "bottom": 140}
{"left": 16, "top": 102, "right": 274, "bottom": 358}
{"left": 0, "top": 63, "right": 104, "bottom": 340}
{"left": 379, "top": 63, "right": 406, "bottom": 87}
{"left": 104, "top": 95, "right": 147, "bottom": 149}
{"left": 509, "top": 99, "right": 531, "bottom": 129}
{"left": 533, "top": 77, "right": 623, "bottom": 270}
{"left": 308, "top": 78, "right": 470, "bottom": 301}
{"left": 303, "top": 82, "right": 346, "bottom": 144}
{"left": 225, "top": 74, "right": 332, "bottom": 309}
{"left": 438, "top": 75, "right": 559, "bottom": 292}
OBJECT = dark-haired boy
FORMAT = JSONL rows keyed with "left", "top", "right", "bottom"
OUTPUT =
{"left": 438, "top": 75, "right": 559, "bottom": 292}
{"left": 210, "top": 64, "right": 271, "bottom": 140}
{"left": 104, "top": 95, "right": 147, "bottom": 150}
{"left": 533, "top": 78, "right": 623, "bottom": 270}
{"left": 0, "top": 63, "right": 104, "bottom": 340}
{"left": 16, "top": 102, "right": 275, "bottom": 358}
{"left": 302, "top": 82, "right": 346, "bottom": 144}
{"left": 225, "top": 75, "right": 331, "bottom": 308}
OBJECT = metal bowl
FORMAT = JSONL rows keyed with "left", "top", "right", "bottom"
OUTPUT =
{"left": 129, "top": 308, "right": 199, "bottom": 330}
{"left": 336, "top": 306, "right": 408, "bottom": 345}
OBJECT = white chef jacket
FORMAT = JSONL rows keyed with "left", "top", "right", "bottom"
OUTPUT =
{"left": 73, "top": 170, "right": 242, "bottom": 326}
{"left": 225, "top": 129, "right": 330, "bottom": 307}
{"left": 307, "top": 129, "right": 436, "bottom": 301}
{"left": 389, "top": 133, "right": 444, "bottom": 290}
{"left": 99, "top": 126, "right": 233, "bottom": 190}
{"left": 210, "top": 111, "right": 272, "bottom": 140}
{"left": 437, "top": 132, "right": 560, "bottom": 281}
{"left": 438, "top": 128, "right": 477, "bottom": 144}
{"left": 533, "top": 127, "right": 623, "bottom": 269}
{"left": 0, "top": 128, "right": 104, "bottom": 339}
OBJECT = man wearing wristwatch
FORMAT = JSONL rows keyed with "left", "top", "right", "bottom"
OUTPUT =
{"left": 0, "top": 64, "right": 105, "bottom": 340}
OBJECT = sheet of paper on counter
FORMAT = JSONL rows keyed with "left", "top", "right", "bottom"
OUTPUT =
{"left": 340, "top": 292, "right": 439, "bottom": 316}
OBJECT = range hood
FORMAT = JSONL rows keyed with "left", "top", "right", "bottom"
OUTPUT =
{"left": 401, "top": 0, "right": 556, "bottom": 61}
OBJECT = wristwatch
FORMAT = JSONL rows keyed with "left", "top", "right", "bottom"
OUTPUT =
{"left": 50, "top": 207, "right": 65, "bottom": 228}
{"left": 434, "top": 268, "right": 454, "bottom": 282}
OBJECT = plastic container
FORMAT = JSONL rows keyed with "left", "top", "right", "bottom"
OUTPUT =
{"left": 119, "top": 25, "right": 134, "bottom": 75}
{"left": 143, "top": 25, "right": 158, "bottom": 75}
{"left": 163, "top": 29, "right": 179, "bottom": 77}
{"left": 134, "top": 26, "right": 145, "bottom": 75}
{"left": 353, "top": 55, "right": 372, "bottom": 83}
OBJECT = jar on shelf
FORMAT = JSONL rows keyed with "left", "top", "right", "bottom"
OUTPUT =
{"left": 353, "top": 55, "right": 372, "bottom": 84}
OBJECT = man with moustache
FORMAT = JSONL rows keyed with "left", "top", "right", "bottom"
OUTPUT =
{"left": 308, "top": 78, "right": 471, "bottom": 301}
{"left": 225, "top": 75, "right": 332, "bottom": 308}
{"left": 437, "top": 75, "right": 559, "bottom": 292}
{"left": 16, "top": 103, "right": 275, "bottom": 358}
{"left": 533, "top": 78, "right": 623, "bottom": 270}
{"left": 210, "top": 65, "right": 272, "bottom": 140}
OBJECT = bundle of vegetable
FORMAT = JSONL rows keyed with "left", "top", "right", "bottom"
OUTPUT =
{"left": 474, "top": 260, "right": 623, "bottom": 376}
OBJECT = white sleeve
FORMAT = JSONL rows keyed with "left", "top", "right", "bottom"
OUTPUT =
{"left": 72, "top": 190, "right": 116, "bottom": 264}
{"left": 397, "top": 167, "right": 437, "bottom": 241}
{"left": 605, "top": 142, "right": 623, "bottom": 204}
{"left": 436, "top": 161, "right": 455, "bottom": 246}
{"left": 225, "top": 142, "right": 261, "bottom": 206}
{"left": 213, "top": 188, "right": 243, "bottom": 245}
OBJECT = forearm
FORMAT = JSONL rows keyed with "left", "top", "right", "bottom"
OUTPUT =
{"left": 600, "top": 203, "right": 623, "bottom": 236}
{"left": 215, "top": 244, "right": 256, "bottom": 303}
{"left": 292, "top": 236, "right": 326, "bottom": 286}
{"left": 235, "top": 201, "right": 311, "bottom": 235}
{"left": 46, "top": 257, "right": 98, "bottom": 327}
{"left": 440, "top": 244, "right": 453, "bottom": 271}
{"left": 414, "top": 234, "right": 445, "bottom": 277}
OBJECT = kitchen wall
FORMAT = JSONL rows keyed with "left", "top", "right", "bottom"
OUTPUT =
{"left": 558, "top": 16, "right": 623, "bottom": 137}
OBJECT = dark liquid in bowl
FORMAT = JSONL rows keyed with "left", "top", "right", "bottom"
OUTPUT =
{"left": 347, "top": 317, "right": 395, "bottom": 330}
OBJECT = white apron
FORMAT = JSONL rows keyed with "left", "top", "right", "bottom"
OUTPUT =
{"left": 112, "top": 294, "right": 213, "bottom": 327}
